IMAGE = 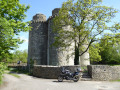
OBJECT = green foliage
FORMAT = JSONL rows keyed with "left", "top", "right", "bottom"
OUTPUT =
{"left": 0, "top": 0, "right": 30, "bottom": 84}
{"left": 98, "top": 35, "right": 120, "bottom": 64}
{"left": 89, "top": 43, "right": 102, "bottom": 63}
{"left": 28, "top": 59, "right": 34, "bottom": 74}
{"left": 29, "top": 59, "right": 34, "bottom": 67}
{"left": 0, "top": 62, "right": 7, "bottom": 84}
{"left": 53, "top": 0, "right": 120, "bottom": 65}
{"left": 6, "top": 50, "right": 28, "bottom": 63}
{"left": 90, "top": 34, "right": 120, "bottom": 65}
{"left": 7, "top": 67, "right": 30, "bottom": 75}
{"left": 0, "top": 0, "right": 30, "bottom": 62}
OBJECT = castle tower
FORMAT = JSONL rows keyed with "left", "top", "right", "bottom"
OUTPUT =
{"left": 47, "top": 8, "right": 61, "bottom": 65}
{"left": 28, "top": 8, "right": 90, "bottom": 66}
{"left": 47, "top": 8, "right": 90, "bottom": 66}
{"left": 28, "top": 14, "right": 48, "bottom": 65}
{"left": 80, "top": 44, "right": 90, "bottom": 66}
{"left": 47, "top": 8, "right": 74, "bottom": 66}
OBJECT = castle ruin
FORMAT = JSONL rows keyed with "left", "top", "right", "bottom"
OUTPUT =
{"left": 28, "top": 8, "right": 90, "bottom": 66}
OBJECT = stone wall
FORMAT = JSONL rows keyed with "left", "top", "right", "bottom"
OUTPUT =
{"left": 8, "top": 66, "right": 27, "bottom": 71}
{"left": 47, "top": 9, "right": 74, "bottom": 66}
{"left": 28, "top": 8, "right": 90, "bottom": 66}
{"left": 87, "top": 65, "right": 120, "bottom": 81}
{"left": 33, "top": 65, "right": 81, "bottom": 79}
{"left": 47, "top": 15, "right": 59, "bottom": 66}
{"left": 28, "top": 14, "right": 48, "bottom": 65}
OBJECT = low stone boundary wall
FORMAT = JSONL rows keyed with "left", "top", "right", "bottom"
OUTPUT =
{"left": 8, "top": 66, "right": 27, "bottom": 71}
{"left": 8, "top": 63, "right": 27, "bottom": 66}
{"left": 33, "top": 65, "right": 81, "bottom": 79}
{"left": 87, "top": 65, "right": 120, "bottom": 81}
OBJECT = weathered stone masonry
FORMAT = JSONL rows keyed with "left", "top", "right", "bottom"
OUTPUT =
{"left": 33, "top": 65, "right": 81, "bottom": 79}
{"left": 28, "top": 14, "right": 48, "bottom": 65}
{"left": 28, "top": 8, "right": 90, "bottom": 66}
{"left": 87, "top": 65, "right": 120, "bottom": 81}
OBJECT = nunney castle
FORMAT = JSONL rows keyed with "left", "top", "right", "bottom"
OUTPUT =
{"left": 28, "top": 8, "right": 90, "bottom": 66}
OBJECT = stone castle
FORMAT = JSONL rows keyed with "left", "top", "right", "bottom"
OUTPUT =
{"left": 28, "top": 8, "right": 90, "bottom": 66}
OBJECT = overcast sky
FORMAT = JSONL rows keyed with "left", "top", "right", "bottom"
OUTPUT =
{"left": 18, "top": 0, "right": 120, "bottom": 51}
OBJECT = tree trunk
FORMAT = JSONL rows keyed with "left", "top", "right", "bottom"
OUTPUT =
{"left": 74, "top": 46, "right": 79, "bottom": 65}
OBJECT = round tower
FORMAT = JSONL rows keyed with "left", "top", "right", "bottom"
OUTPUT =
{"left": 47, "top": 8, "right": 74, "bottom": 66}
{"left": 52, "top": 8, "right": 60, "bottom": 16}
{"left": 28, "top": 13, "right": 47, "bottom": 65}
{"left": 47, "top": 8, "right": 59, "bottom": 65}
{"left": 80, "top": 44, "right": 90, "bottom": 66}
{"left": 48, "top": 8, "right": 90, "bottom": 66}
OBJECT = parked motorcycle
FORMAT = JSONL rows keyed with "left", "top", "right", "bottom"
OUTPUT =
{"left": 58, "top": 67, "right": 82, "bottom": 82}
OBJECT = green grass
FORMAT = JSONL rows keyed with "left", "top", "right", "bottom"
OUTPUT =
{"left": 81, "top": 66, "right": 88, "bottom": 73}
{"left": 7, "top": 67, "right": 30, "bottom": 75}
{"left": 109, "top": 65, "right": 120, "bottom": 66}
{"left": 8, "top": 73, "right": 20, "bottom": 78}
{"left": 5, "top": 67, "right": 31, "bottom": 78}
{"left": 110, "top": 79, "right": 120, "bottom": 82}
{"left": 5, "top": 69, "right": 20, "bottom": 78}
{"left": 112, "top": 79, "right": 120, "bottom": 82}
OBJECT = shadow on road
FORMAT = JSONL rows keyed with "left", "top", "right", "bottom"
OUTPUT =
{"left": 52, "top": 80, "right": 77, "bottom": 83}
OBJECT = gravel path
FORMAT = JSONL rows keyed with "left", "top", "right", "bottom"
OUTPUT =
{"left": 0, "top": 73, "right": 120, "bottom": 90}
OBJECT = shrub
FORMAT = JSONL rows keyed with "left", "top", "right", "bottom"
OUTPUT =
{"left": 0, "top": 62, "right": 7, "bottom": 84}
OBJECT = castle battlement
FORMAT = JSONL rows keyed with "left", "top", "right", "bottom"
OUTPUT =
{"left": 28, "top": 8, "right": 90, "bottom": 66}
{"left": 52, "top": 8, "right": 60, "bottom": 16}
{"left": 33, "top": 13, "right": 46, "bottom": 21}
{"left": 31, "top": 20, "right": 46, "bottom": 23}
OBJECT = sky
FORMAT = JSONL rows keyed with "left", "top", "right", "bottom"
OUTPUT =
{"left": 17, "top": 0, "right": 120, "bottom": 51}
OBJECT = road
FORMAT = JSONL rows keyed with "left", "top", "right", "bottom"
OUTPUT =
{"left": 0, "top": 73, "right": 120, "bottom": 90}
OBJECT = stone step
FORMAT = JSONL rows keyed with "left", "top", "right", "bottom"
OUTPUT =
{"left": 82, "top": 75, "right": 91, "bottom": 78}
{"left": 80, "top": 72, "right": 92, "bottom": 81}
{"left": 82, "top": 72, "right": 89, "bottom": 75}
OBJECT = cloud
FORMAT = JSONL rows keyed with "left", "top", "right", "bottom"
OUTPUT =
{"left": 19, "top": 36, "right": 28, "bottom": 43}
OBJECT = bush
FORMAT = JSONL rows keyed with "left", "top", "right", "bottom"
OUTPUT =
{"left": 0, "top": 62, "right": 7, "bottom": 84}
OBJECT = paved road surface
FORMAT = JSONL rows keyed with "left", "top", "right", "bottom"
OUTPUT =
{"left": 0, "top": 74, "right": 120, "bottom": 90}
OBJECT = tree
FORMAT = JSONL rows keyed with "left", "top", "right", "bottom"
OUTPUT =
{"left": 0, "top": 0, "right": 30, "bottom": 83}
{"left": 0, "top": 0, "right": 30, "bottom": 61}
{"left": 14, "top": 50, "right": 27, "bottom": 63}
{"left": 21, "top": 50, "right": 28, "bottom": 63}
{"left": 89, "top": 43, "right": 102, "bottom": 64}
{"left": 0, "top": 62, "right": 6, "bottom": 84}
{"left": 53, "top": 0, "right": 120, "bottom": 65}
{"left": 6, "top": 50, "right": 28, "bottom": 63}
{"left": 89, "top": 33, "right": 120, "bottom": 65}
{"left": 99, "top": 34, "right": 120, "bottom": 64}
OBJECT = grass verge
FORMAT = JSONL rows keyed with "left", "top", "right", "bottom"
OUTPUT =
{"left": 8, "top": 73, "right": 20, "bottom": 78}
{"left": 112, "top": 79, "right": 120, "bottom": 82}
{"left": 7, "top": 67, "right": 31, "bottom": 75}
